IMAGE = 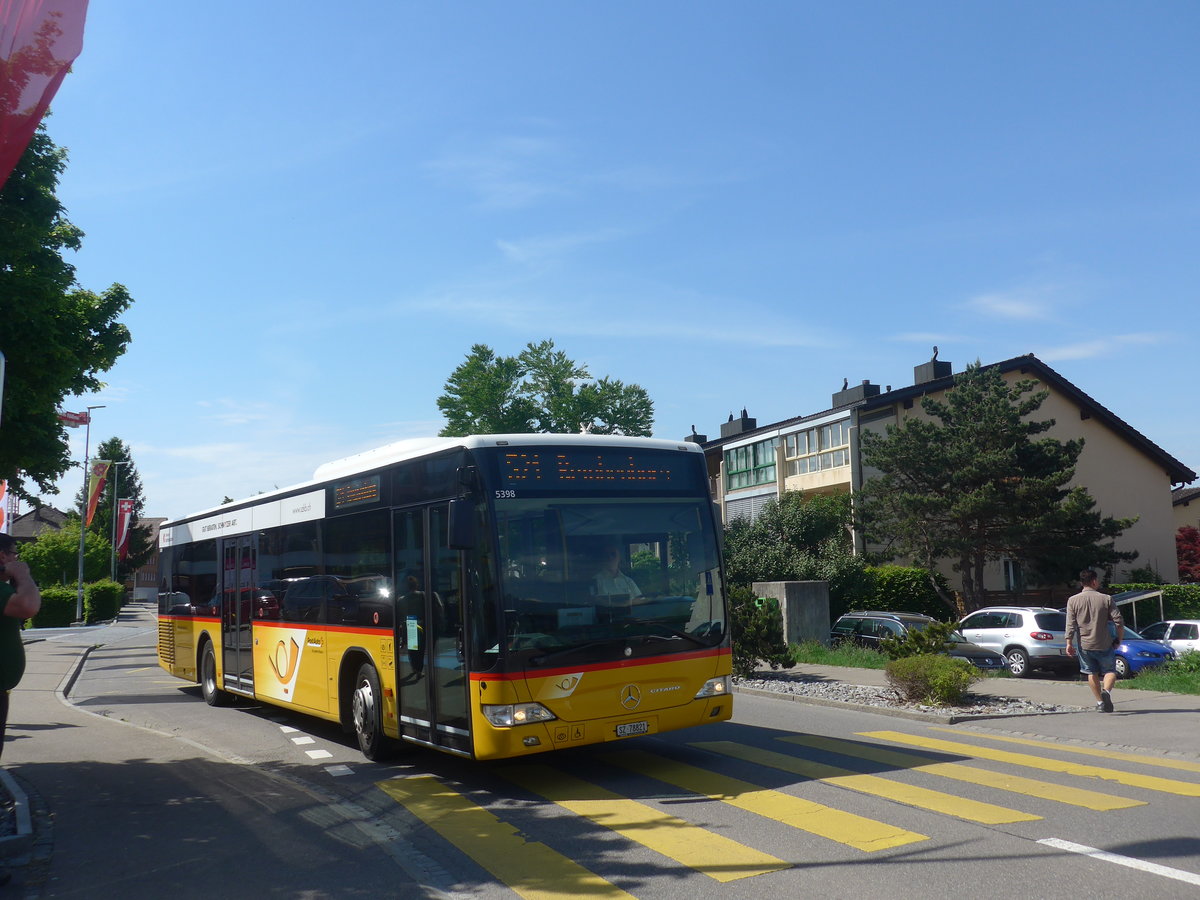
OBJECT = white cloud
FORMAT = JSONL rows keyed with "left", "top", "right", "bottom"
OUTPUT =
{"left": 426, "top": 135, "right": 570, "bottom": 210}
{"left": 1037, "top": 332, "right": 1169, "bottom": 362}
{"left": 497, "top": 227, "right": 631, "bottom": 265}
{"left": 966, "top": 290, "right": 1055, "bottom": 321}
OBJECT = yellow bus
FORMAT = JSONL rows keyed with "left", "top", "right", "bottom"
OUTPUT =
{"left": 156, "top": 434, "right": 732, "bottom": 760}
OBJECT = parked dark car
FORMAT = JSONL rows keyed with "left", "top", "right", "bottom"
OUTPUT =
{"left": 830, "top": 611, "right": 1008, "bottom": 670}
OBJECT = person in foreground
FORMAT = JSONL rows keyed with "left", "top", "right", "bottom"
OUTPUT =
{"left": 0, "top": 533, "right": 41, "bottom": 886}
{"left": 1065, "top": 568, "right": 1123, "bottom": 713}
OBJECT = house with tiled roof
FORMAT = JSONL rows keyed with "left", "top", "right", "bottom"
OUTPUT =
{"left": 1175, "top": 486, "right": 1200, "bottom": 532}
{"left": 9, "top": 506, "right": 69, "bottom": 544}
{"left": 697, "top": 352, "right": 1196, "bottom": 599}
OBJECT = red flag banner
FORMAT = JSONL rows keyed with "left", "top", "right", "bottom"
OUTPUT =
{"left": 85, "top": 459, "right": 108, "bottom": 526}
{"left": 58, "top": 409, "right": 89, "bottom": 428}
{"left": 116, "top": 497, "right": 133, "bottom": 560}
{"left": 0, "top": 0, "right": 90, "bottom": 188}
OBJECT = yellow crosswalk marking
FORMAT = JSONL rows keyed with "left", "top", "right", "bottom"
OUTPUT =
{"left": 378, "top": 775, "right": 637, "bottom": 900}
{"left": 780, "top": 734, "right": 1143, "bottom": 811}
{"left": 861, "top": 731, "right": 1200, "bottom": 797}
{"left": 499, "top": 765, "right": 789, "bottom": 882}
{"left": 929, "top": 727, "right": 1200, "bottom": 774}
{"left": 602, "top": 748, "right": 928, "bottom": 852}
{"left": 693, "top": 740, "right": 1039, "bottom": 824}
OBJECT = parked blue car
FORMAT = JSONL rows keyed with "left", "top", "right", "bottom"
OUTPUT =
{"left": 1113, "top": 628, "right": 1175, "bottom": 678}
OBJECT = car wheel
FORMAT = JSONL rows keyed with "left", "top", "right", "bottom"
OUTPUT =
{"left": 201, "top": 641, "right": 228, "bottom": 707}
{"left": 1006, "top": 647, "right": 1031, "bottom": 678}
{"left": 352, "top": 662, "right": 394, "bottom": 761}
{"left": 1114, "top": 656, "right": 1130, "bottom": 679}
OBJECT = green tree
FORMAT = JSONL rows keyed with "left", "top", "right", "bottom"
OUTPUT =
{"left": 21, "top": 518, "right": 111, "bottom": 587}
{"left": 72, "top": 437, "right": 153, "bottom": 579}
{"left": 723, "top": 491, "right": 869, "bottom": 620}
{"left": 855, "top": 361, "right": 1135, "bottom": 613}
{"left": 438, "top": 340, "right": 654, "bottom": 436}
{"left": 0, "top": 126, "right": 133, "bottom": 499}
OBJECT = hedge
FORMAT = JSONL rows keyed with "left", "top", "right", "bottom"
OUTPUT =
{"left": 858, "top": 566, "right": 954, "bottom": 620}
{"left": 29, "top": 580, "right": 126, "bottom": 628}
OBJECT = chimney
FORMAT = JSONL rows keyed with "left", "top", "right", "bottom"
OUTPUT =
{"left": 914, "top": 346, "right": 952, "bottom": 385}
{"left": 832, "top": 379, "right": 881, "bottom": 407}
{"left": 719, "top": 408, "right": 756, "bottom": 438}
{"left": 684, "top": 424, "right": 708, "bottom": 444}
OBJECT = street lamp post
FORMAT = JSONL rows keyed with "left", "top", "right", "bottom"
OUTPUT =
{"left": 75, "top": 404, "right": 105, "bottom": 624}
{"left": 108, "top": 460, "right": 130, "bottom": 582}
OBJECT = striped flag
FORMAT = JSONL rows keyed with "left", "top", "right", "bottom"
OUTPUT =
{"left": 85, "top": 459, "right": 109, "bottom": 526}
{"left": 116, "top": 498, "right": 133, "bottom": 560}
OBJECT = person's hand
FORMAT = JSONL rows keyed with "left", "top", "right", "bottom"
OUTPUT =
{"left": 3, "top": 559, "right": 33, "bottom": 585}
{"left": 1066, "top": 642, "right": 1076, "bottom": 657}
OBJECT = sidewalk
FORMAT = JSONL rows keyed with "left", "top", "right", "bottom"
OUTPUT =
{"left": 0, "top": 602, "right": 156, "bottom": 889}
{"left": 757, "top": 661, "right": 1200, "bottom": 759}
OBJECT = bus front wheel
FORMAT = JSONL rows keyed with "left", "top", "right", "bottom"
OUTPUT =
{"left": 201, "top": 642, "right": 228, "bottom": 707}
{"left": 352, "top": 663, "right": 392, "bottom": 760}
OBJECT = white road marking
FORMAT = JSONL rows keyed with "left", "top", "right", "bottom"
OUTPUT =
{"left": 291, "top": 736, "right": 316, "bottom": 745}
{"left": 306, "top": 749, "right": 334, "bottom": 760}
{"left": 325, "top": 765, "right": 354, "bottom": 777}
{"left": 1039, "top": 838, "right": 1200, "bottom": 887}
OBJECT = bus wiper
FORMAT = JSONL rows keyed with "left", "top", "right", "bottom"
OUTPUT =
{"left": 529, "top": 637, "right": 628, "bottom": 668}
{"left": 639, "top": 626, "right": 710, "bottom": 648}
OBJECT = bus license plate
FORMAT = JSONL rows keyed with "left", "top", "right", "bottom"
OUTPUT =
{"left": 616, "top": 721, "right": 649, "bottom": 738}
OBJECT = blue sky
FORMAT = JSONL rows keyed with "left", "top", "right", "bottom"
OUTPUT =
{"left": 38, "top": 1, "right": 1200, "bottom": 518}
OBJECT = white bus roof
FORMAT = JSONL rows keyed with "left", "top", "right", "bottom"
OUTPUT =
{"left": 166, "top": 434, "right": 700, "bottom": 526}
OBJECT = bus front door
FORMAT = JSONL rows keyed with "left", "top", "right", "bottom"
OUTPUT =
{"left": 393, "top": 505, "right": 470, "bottom": 755}
{"left": 219, "top": 535, "right": 255, "bottom": 694}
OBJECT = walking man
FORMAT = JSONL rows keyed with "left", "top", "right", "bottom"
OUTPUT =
{"left": 1065, "top": 568, "right": 1123, "bottom": 713}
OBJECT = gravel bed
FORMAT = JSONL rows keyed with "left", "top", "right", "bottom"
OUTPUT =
{"left": 735, "top": 671, "right": 1088, "bottom": 717}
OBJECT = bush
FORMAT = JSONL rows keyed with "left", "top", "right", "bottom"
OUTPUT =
{"left": 1167, "top": 650, "right": 1200, "bottom": 675}
{"left": 885, "top": 654, "right": 981, "bottom": 705}
{"left": 878, "top": 620, "right": 961, "bottom": 660}
{"left": 85, "top": 580, "right": 125, "bottom": 623}
{"left": 729, "top": 585, "right": 793, "bottom": 678}
{"left": 31, "top": 584, "right": 78, "bottom": 628}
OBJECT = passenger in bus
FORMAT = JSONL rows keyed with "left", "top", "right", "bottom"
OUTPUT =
{"left": 592, "top": 544, "right": 642, "bottom": 599}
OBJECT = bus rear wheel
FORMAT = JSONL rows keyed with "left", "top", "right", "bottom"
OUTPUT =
{"left": 352, "top": 663, "right": 393, "bottom": 760}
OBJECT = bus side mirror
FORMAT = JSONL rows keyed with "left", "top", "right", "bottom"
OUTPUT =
{"left": 448, "top": 499, "right": 475, "bottom": 550}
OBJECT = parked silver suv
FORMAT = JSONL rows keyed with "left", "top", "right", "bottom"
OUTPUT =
{"left": 958, "top": 606, "right": 1072, "bottom": 678}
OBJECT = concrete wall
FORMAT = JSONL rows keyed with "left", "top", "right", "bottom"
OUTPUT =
{"left": 752, "top": 580, "right": 830, "bottom": 645}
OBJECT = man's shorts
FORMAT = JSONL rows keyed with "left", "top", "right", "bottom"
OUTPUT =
{"left": 1077, "top": 647, "right": 1117, "bottom": 676}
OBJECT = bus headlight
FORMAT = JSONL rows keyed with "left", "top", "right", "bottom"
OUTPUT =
{"left": 694, "top": 676, "right": 731, "bottom": 699}
{"left": 482, "top": 702, "right": 557, "bottom": 728}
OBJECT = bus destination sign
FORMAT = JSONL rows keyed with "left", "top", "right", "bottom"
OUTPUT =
{"left": 500, "top": 451, "right": 680, "bottom": 489}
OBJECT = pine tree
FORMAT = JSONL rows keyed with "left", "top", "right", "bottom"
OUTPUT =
{"left": 856, "top": 362, "right": 1135, "bottom": 612}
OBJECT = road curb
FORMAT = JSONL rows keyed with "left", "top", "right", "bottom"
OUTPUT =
{"left": 0, "top": 767, "right": 32, "bottom": 861}
{"left": 732, "top": 683, "right": 1083, "bottom": 725}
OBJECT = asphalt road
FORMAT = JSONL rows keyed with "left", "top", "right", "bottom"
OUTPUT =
{"left": 4, "top": 604, "right": 1200, "bottom": 899}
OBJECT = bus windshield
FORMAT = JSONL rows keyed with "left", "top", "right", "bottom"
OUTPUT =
{"left": 492, "top": 495, "right": 725, "bottom": 668}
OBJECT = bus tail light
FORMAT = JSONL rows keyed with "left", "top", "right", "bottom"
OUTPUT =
{"left": 482, "top": 702, "right": 557, "bottom": 728}
{"left": 695, "top": 676, "right": 731, "bottom": 699}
